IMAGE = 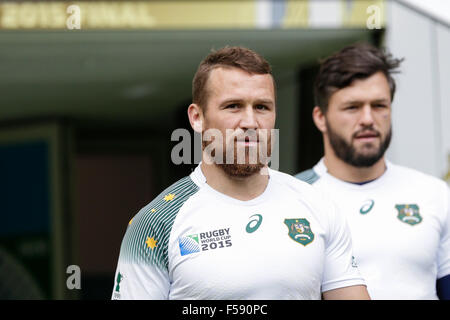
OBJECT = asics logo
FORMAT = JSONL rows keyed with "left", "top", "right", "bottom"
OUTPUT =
{"left": 246, "top": 214, "right": 263, "bottom": 233}
{"left": 360, "top": 199, "right": 374, "bottom": 215}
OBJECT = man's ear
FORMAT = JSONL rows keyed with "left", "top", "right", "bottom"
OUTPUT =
{"left": 187, "top": 103, "right": 204, "bottom": 133}
{"left": 312, "top": 106, "right": 327, "bottom": 134}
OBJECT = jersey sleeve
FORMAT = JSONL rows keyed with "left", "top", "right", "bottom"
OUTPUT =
{"left": 111, "top": 176, "right": 200, "bottom": 300}
{"left": 111, "top": 206, "right": 170, "bottom": 300}
{"left": 437, "top": 187, "right": 450, "bottom": 279}
{"left": 321, "top": 198, "right": 366, "bottom": 293}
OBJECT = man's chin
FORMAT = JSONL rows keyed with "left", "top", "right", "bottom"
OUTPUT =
{"left": 352, "top": 143, "right": 382, "bottom": 158}
{"left": 350, "top": 152, "right": 384, "bottom": 167}
{"left": 353, "top": 139, "right": 380, "bottom": 149}
{"left": 216, "top": 163, "right": 265, "bottom": 178}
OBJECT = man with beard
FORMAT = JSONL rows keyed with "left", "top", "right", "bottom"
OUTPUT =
{"left": 295, "top": 43, "right": 450, "bottom": 299}
{"left": 111, "top": 46, "right": 369, "bottom": 300}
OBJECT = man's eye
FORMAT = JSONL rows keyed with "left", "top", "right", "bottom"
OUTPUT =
{"left": 346, "top": 106, "right": 358, "bottom": 110}
{"left": 225, "top": 104, "right": 239, "bottom": 109}
{"left": 256, "top": 105, "right": 268, "bottom": 110}
{"left": 374, "top": 104, "right": 387, "bottom": 108}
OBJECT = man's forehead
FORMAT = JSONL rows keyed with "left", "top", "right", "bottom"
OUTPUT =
{"left": 209, "top": 66, "right": 272, "bottom": 84}
{"left": 336, "top": 89, "right": 391, "bottom": 103}
{"left": 332, "top": 74, "right": 391, "bottom": 104}
{"left": 207, "top": 67, "right": 275, "bottom": 97}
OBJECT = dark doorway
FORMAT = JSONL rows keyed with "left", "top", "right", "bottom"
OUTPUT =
{"left": 296, "top": 65, "right": 323, "bottom": 173}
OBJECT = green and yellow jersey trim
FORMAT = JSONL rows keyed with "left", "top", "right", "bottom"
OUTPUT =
{"left": 119, "top": 176, "right": 199, "bottom": 270}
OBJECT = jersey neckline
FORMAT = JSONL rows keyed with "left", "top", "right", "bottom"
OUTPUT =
{"left": 190, "top": 163, "right": 274, "bottom": 206}
{"left": 314, "top": 157, "right": 392, "bottom": 190}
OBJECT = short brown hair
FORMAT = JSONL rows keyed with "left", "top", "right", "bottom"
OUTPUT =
{"left": 192, "top": 46, "right": 274, "bottom": 109}
{"left": 315, "top": 43, "right": 403, "bottom": 112}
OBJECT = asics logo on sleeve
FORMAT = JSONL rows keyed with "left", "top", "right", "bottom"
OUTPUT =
{"left": 246, "top": 214, "right": 263, "bottom": 233}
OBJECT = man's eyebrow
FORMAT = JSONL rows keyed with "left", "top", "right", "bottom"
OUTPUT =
{"left": 371, "top": 99, "right": 390, "bottom": 104}
{"left": 219, "top": 98, "right": 274, "bottom": 105}
{"left": 218, "top": 99, "right": 242, "bottom": 106}
{"left": 255, "top": 99, "right": 275, "bottom": 105}
{"left": 340, "top": 100, "right": 363, "bottom": 106}
{"left": 341, "top": 98, "right": 390, "bottom": 105}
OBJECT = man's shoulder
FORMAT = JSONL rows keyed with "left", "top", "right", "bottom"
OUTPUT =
{"left": 294, "top": 168, "right": 321, "bottom": 185}
{"left": 136, "top": 175, "right": 200, "bottom": 222}
{"left": 269, "top": 168, "right": 333, "bottom": 208}
{"left": 270, "top": 168, "right": 318, "bottom": 189}
{"left": 390, "top": 162, "right": 448, "bottom": 189}
{"left": 119, "top": 175, "right": 200, "bottom": 269}
{"left": 270, "top": 169, "right": 342, "bottom": 232}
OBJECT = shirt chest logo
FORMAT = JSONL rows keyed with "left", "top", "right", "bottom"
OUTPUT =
{"left": 246, "top": 214, "right": 263, "bottom": 233}
{"left": 360, "top": 199, "right": 375, "bottom": 214}
{"left": 179, "top": 228, "right": 232, "bottom": 256}
{"left": 395, "top": 204, "right": 423, "bottom": 226}
{"left": 284, "top": 218, "right": 314, "bottom": 246}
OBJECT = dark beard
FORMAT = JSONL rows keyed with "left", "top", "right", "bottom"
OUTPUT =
{"left": 326, "top": 120, "right": 392, "bottom": 167}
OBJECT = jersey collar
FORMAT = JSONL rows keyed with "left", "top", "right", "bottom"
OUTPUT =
{"left": 314, "top": 157, "right": 392, "bottom": 189}
{"left": 190, "top": 163, "right": 274, "bottom": 206}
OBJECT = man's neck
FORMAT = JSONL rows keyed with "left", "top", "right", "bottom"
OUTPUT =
{"left": 323, "top": 152, "right": 386, "bottom": 183}
{"left": 200, "top": 162, "right": 269, "bottom": 201}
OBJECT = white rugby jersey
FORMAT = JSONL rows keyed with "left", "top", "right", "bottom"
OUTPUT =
{"left": 112, "top": 165, "right": 365, "bottom": 300}
{"left": 296, "top": 158, "right": 450, "bottom": 299}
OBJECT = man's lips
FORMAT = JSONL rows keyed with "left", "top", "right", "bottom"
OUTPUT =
{"left": 236, "top": 136, "right": 259, "bottom": 142}
{"left": 354, "top": 131, "right": 379, "bottom": 138}
{"left": 234, "top": 136, "right": 260, "bottom": 148}
{"left": 356, "top": 134, "right": 378, "bottom": 138}
{"left": 237, "top": 139, "right": 258, "bottom": 147}
{"left": 354, "top": 131, "right": 380, "bottom": 142}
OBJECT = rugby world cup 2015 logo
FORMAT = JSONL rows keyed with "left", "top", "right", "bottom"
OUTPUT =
{"left": 395, "top": 204, "right": 422, "bottom": 226}
{"left": 178, "top": 234, "right": 201, "bottom": 256}
{"left": 284, "top": 218, "right": 314, "bottom": 246}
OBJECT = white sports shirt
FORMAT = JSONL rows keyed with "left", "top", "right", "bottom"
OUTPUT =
{"left": 112, "top": 165, "right": 365, "bottom": 300}
{"left": 296, "top": 158, "right": 450, "bottom": 299}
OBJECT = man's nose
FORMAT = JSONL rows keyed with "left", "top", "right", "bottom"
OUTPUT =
{"left": 239, "top": 106, "right": 258, "bottom": 129}
{"left": 359, "top": 104, "right": 375, "bottom": 126}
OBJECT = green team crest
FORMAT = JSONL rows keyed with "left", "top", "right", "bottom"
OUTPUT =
{"left": 395, "top": 204, "right": 422, "bottom": 226}
{"left": 284, "top": 218, "right": 314, "bottom": 246}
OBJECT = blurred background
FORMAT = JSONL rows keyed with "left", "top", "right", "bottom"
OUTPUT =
{"left": 0, "top": 0, "right": 449, "bottom": 299}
